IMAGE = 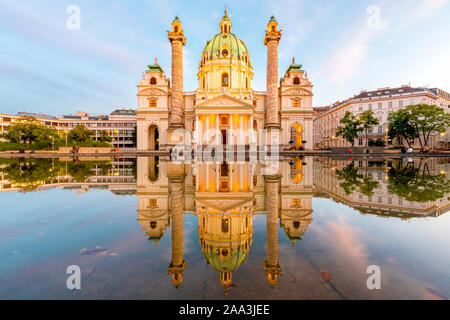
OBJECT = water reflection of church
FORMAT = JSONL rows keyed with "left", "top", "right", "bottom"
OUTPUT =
{"left": 136, "top": 156, "right": 314, "bottom": 292}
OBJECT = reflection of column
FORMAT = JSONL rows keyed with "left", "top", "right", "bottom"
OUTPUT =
{"left": 216, "top": 163, "right": 219, "bottom": 191}
{"left": 264, "top": 175, "right": 282, "bottom": 287}
{"left": 239, "top": 164, "right": 243, "bottom": 192}
{"left": 229, "top": 163, "right": 233, "bottom": 193}
{"left": 168, "top": 174, "right": 186, "bottom": 288}
{"left": 206, "top": 164, "right": 209, "bottom": 192}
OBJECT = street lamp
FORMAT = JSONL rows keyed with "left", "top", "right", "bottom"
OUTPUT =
{"left": 64, "top": 130, "right": 68, "bottom": 147}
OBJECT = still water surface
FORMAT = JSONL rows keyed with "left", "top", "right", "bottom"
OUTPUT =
{"left": 0, "top": 156, "right": 449, "bottom": 299}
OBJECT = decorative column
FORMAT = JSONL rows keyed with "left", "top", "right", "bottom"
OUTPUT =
{"left": 168, "top": 16, "right": 186, "bottom": 128}
{"left": 168, "top": 173, "right": 186, "bottom": 288}
{"left": 264, "top": 16, "right": 282, "bottom": 129}
{"left": 264, "top": 175, "right": 282, "bottom": 287}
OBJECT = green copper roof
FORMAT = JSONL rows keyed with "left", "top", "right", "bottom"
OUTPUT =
{"left": 269, "top": 15, "right": 277, "bottom": 23}
{"left": 173, "top": 16, "right": 181, "bottom": 23}
{"left": 203, "top": 33, "right": 249, "bottom": 60}
{"left": 202, "top": 245, "right": 249, "bottom": 273}
{"left": 148, "top": 63, "right": 164, "bottom": 73}
{"left": 286, "top": 63, "right": 303, "bottom": 74}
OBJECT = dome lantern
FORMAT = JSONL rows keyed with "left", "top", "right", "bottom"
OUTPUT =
{"left": 220, "top": 5, "right": 232, "bottom": 33}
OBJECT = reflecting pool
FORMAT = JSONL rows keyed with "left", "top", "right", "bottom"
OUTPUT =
{"left": 0, "top": 156, "right": 449, "bottom": 299}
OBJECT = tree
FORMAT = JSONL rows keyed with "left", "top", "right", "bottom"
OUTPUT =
{"left": 335, "top": 111, "right": 363, "bottom": 147}
{"left": 68, "top": 125, "right": 94, "bottom": 145}
{"left": 387, "top": 109, "right": 418, "bottom": 148}
{"left": 387, "top": 159, "right": 450, "bottom": 202}
{"left": 2, "top": 117, "right": 49, "bottom": 146}
{"left": 335, "top": 162, "right": 379, "bottom": 196}
{"left": 407, "top": 104, "right": 450, "bottom": 148}
{"left": 99, "top": 130, "right": 112, "bottom": 143}
{"left": 358, "top": 110, "right": 379, "bottom": 148}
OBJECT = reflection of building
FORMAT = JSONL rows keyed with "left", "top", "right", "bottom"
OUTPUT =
{"left": 136, "top": 9, "right": 314, "bottom": 151}
{"left": 134, "top": 156, "right": 315, "bottom": 291}
{"left": 313, "top": 157, "right": 450, "bottom": 218}
{"left": 0, "top": 157, "right": 136, "bottom": 193}
{"left": 313, "top": 86, "right": 450, "bottom": 149}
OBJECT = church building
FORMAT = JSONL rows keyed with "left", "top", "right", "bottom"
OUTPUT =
{"left": 136, "top": 8, "right": 314, "bottom": 152}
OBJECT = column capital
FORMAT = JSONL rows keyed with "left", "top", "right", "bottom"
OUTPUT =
{"left": 168, "top": 31, "right": 186, "bottom": 45}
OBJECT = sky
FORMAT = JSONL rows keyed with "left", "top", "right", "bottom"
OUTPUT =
{"left": 0, "top": 0, "right": 449, "bottom": 116}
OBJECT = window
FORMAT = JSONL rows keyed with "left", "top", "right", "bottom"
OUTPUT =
{"left": 292, "top": 199, "right": 300, "bottom": 208}
{"left": 368, "top": 104, "right": 372, "bottom": 110}
{"left": 221, "top": 73, "right": 229, "bottom": 87}
{"left": 293, "top": 99, "right": 300, "bottom": 107}
{"left": 149, "top": 99, "right": 157, "bottom": 107}
{"left": 202, "top": 77, "right": 205, "bottom": 89}
{"left": 150, "top": 77, "right": 157, "bottom": 85}
{"left": 388, "top": 101, "right": 393, "bottom": 109}
{"left": 293, "top": 77, "right": 300, "bottom": 85}
{"left": 222, "top": 49, "right": 228, "bottom": 57}
{"left": 174, "top": 26, "right": 178, "bottom": 32}
{"left": 399, "top": 100, "right": 403, "bottom": 108}
{"left": 149, "top": 199, "right": 157, "bottom": 208}
{"left": 378, "top": 103, "right": 382, "bottom": 109}
{"left": 378, "top": 126, "right": 382, "bottom": 134}
{"left": 359, "top": 105, "right": 363, "bottom": 111}
{"left": 359, "top": 139, "right": 363, "bottom": 146}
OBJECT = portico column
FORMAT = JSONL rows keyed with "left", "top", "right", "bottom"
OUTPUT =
{"left": 216, "top": 114, "right": 220, "bottom": 146}
{"left": 239, "top": 114, "right": 243, "bottom": 145}
{"left": 229, "top": 114, "right": 233, "bottom": 146}
{"left": 206, "top": 115, "right": 209, "bottom": 146}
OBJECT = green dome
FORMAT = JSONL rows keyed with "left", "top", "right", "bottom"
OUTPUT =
{"left": 203, "top": 245, "right": 249, "bottom": 273}
{"left": 202, "top": 33, "right": 249, "bottom": 60}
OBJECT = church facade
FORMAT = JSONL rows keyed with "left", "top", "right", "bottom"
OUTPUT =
{"left": 136, "top": 9, "right": 314, "bottom": 152}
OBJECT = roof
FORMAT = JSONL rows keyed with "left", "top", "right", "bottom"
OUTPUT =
{"left": 285, "top": 63, "right": 303, "bottom": 74}
{"left": 148, "top": 63, "right": 164, "bottom": 73}
{"left": 203, "top": 33, "right": 249, "bottom": 60}
{"left": 110, "top": 109, "right": 136, "bottom": 116}
{"left": 352, "top": 86, "right": 427, "bottom": 100}
{"left": 17, "top": 112, "right": 57, "bottom": 120}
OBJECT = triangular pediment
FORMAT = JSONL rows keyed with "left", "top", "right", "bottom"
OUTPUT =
{"left": 195, "top": 93, "right": 254, "bottom": 108}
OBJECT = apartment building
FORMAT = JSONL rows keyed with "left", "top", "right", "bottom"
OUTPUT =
{"left": 313, "top": 86, "right": 450, "bottom": 149}
{"left": 1, "top": 109, "right": 137, "bottom": 149}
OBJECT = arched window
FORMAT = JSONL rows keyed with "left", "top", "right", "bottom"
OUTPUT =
{"left": 174, "top": 26, "right": 178, "bottom": 32}
{"left": 222, "top": 49, "right": 228, "bottom": 57}
{"left": 245, "top": 78, "right": 248, "bottom": 89}
{"left": 150, "top": 77, "right": 157, "bottom": 85}
{"left": 222, "top": 73, "right": 229, "bottom": 87}
{"left": 293, "top": 77, "right": 300, "bottom": 85}
{"left": 271, "top": 26, "right": 275, "bottom": 32}
{"left": 222, "top": 218, "right": 229, "bottom": 233}
{"left": 202, "top": 77, "right": 206, "bottom": 89}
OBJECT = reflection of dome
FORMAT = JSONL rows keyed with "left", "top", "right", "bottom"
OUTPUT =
{"left": 202, "top": 245, "right": 249, "bottom": 273}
